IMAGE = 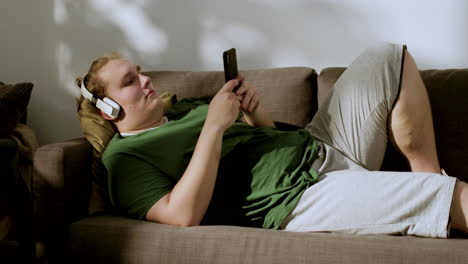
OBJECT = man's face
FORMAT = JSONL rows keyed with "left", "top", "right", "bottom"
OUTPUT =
{"left": 99, "top": 59, "right": 163, "bottom": 129}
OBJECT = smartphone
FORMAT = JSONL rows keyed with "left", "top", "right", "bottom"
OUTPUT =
{"left": 223, "top": 48, "right": 239, "bottom": 92}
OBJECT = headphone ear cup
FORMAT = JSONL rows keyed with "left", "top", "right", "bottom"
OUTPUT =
{"left": 103, "top": 97, "right": 121, "bottom": 117}
{"left": 103, "top": 97, "right": 120, "bottom": 110}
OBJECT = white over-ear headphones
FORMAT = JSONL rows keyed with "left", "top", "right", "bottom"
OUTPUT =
{"left": 80, "top": 78, "right": 120, "bottom": 119}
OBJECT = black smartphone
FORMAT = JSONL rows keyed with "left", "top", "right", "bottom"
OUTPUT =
{"left": 223, "top": 48, "right": 239, "bottom": 92}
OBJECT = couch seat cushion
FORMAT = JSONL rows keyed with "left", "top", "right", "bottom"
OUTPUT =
{"left": 66, "top": 215, "right": 468, "bottom": 264}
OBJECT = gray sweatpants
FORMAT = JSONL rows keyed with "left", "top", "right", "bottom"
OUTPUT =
{"left": 280, "top": 42, "right": 457, "bottom": 238}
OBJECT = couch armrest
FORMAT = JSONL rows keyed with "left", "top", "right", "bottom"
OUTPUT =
{"left": 32, "top": 138, "right": 92, "bottom": 250}
{"left": 0, "top": 139, "right": 19, "bottom": 186}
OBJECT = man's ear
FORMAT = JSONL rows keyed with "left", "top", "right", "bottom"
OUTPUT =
{"left": 98, "top": 109, "right": 117, "bottom": 121}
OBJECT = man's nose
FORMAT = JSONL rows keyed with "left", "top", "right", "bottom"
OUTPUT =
{"left": 140, "top": 74, "right": 150, "bottom": 89}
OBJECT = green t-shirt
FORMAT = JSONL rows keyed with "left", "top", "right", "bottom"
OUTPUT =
{"left": 102, "top": 98, "right": 319, "bottom": 230}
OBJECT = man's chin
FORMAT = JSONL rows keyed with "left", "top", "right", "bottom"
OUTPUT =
{"left": 154, "top": 100, "right": 167, "bottom": 114}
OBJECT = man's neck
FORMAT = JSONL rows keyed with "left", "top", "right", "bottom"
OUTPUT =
{"left": 117, "top": 116, "right": 167, "bottom": 135}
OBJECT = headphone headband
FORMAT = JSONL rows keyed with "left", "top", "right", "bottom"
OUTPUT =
{"left": 80, "top": 80, "right": 97, "bottom": 103}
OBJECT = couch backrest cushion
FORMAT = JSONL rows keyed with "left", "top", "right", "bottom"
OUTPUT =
{"left": 317, "top": 67, "right": 346, "bottom": 107}
{"left": 145, "top": 67, "right": 318, "bottom": 127}
{"left": 420, "top": 69, "right": 468, "bottom": 182}
{"left": 317, "top": 67, "right": 468, "bottom": 182}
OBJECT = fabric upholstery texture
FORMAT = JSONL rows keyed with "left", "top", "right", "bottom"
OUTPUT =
{"left": 66, "top": 215, "right": 468, "bottom": 264}
{"left": 0, "top": 82, "right": 33, "bottom": 137}
{"left": 145, "top": 67, "right": 318, "bottom": 127}
{"left": 421, "top": 69, "right": 468, "bottom": 183}
{"left": 317, "top": 67, "right": 346, "bottom": 107}
{"left": 33, "top": 138, "right": 92, "bottom": 255}
{"left": 0, "top": 81, "right": 35, "bottom": 245}
{"left": 11, "top": 123, "right": 39, "bottom": 192}
{"left": 0, "top": 139, "right": 18, "bottom": 240}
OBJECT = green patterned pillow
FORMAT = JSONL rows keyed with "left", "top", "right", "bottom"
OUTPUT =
{"left": 0, "top": 82, "right": 33, "bottom": 137}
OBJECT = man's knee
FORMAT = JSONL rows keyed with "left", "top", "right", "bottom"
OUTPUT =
{"left": 394, "top": 135, "right": 424, "bottom": 160}
{"left": 362, "top": 42, "right": 402, "bottom": 66}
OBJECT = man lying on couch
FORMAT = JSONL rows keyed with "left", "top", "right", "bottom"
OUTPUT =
{"left": 75, "top": 43, "right": 468, "bottom": 238}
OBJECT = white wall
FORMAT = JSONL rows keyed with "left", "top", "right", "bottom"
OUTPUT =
{"left": 1, "top": 0, "right": 467, "bottom": 145}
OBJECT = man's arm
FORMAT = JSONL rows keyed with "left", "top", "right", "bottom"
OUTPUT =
{"left": 241, "top": 105, "right": 275, "bottom": 128}
{"left": 145, "top": 79, "right": 242, "bottom": 227}
{"left": 146, "top": 123, "right": 224, "bottom": 226}
{"left": 236, "top": 75, "right": 276, "bottom": 128}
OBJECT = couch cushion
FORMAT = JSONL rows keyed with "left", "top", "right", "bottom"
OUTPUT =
{"left": 0, "top": 139, "right": 18, "bottom": 240}
{"left": 0, "top": 82, "right": 33, "bottom": 137}
{"left": 33, "top": 138, "right": 93, "bottom": 245}
{"left": 145, "top": 67, "right": 318, "bottom": 128}
{"left": 318, "top": 68, "right": 468, "bottom": 182}
{"left": 317, "top": 67, "right": 346, "bottom": 107}
{"left": 66, "top": 215, "right": 468, "bottom": 264}
{"left": 421, "top": 69, "right": 468, "bottom": 182}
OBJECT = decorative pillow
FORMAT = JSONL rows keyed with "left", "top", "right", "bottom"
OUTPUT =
{"left": 78, "top": 91, "right": 176, "bottom": 215}
{"left": 0, "top": 82, "right": 34, "bottom": 137}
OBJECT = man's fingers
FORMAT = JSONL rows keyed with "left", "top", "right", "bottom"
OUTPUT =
{"left": 242, "top": 90, "right": 254, "bottom": 110}
{"left": 223, "top": 79, "right": 240, "bottom": 92}
{"left": 236, "top": 74, "right": 245, "bottom": 83}
{"left": 234, "top": 74, "right": 246, "bottom": 95}
{"left": 235, "top": 82, "right": 248, "bottom": 96}
{"left": 249, "top": 94, "right": 259, "bottom": 112}
{"left": 229, "top": 93, "right": 243, "bottom": 101}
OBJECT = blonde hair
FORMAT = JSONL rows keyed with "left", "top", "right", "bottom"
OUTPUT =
{"left": 76, "top": 52, "right": 122, "bottom": 105}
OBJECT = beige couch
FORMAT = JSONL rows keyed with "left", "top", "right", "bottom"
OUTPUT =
{"left": 33, "top": 67, "right": 468, "bottom": 263}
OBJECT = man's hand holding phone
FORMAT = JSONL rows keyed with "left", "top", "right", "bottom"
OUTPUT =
{"left": 221, "top": 48, "right": 274, "bottom": 127}
{"left": 223, "top": 48, "right": 259, "bottom": 113}
{"left": 223, "top": 48, "right": 239, "bottom": 93}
